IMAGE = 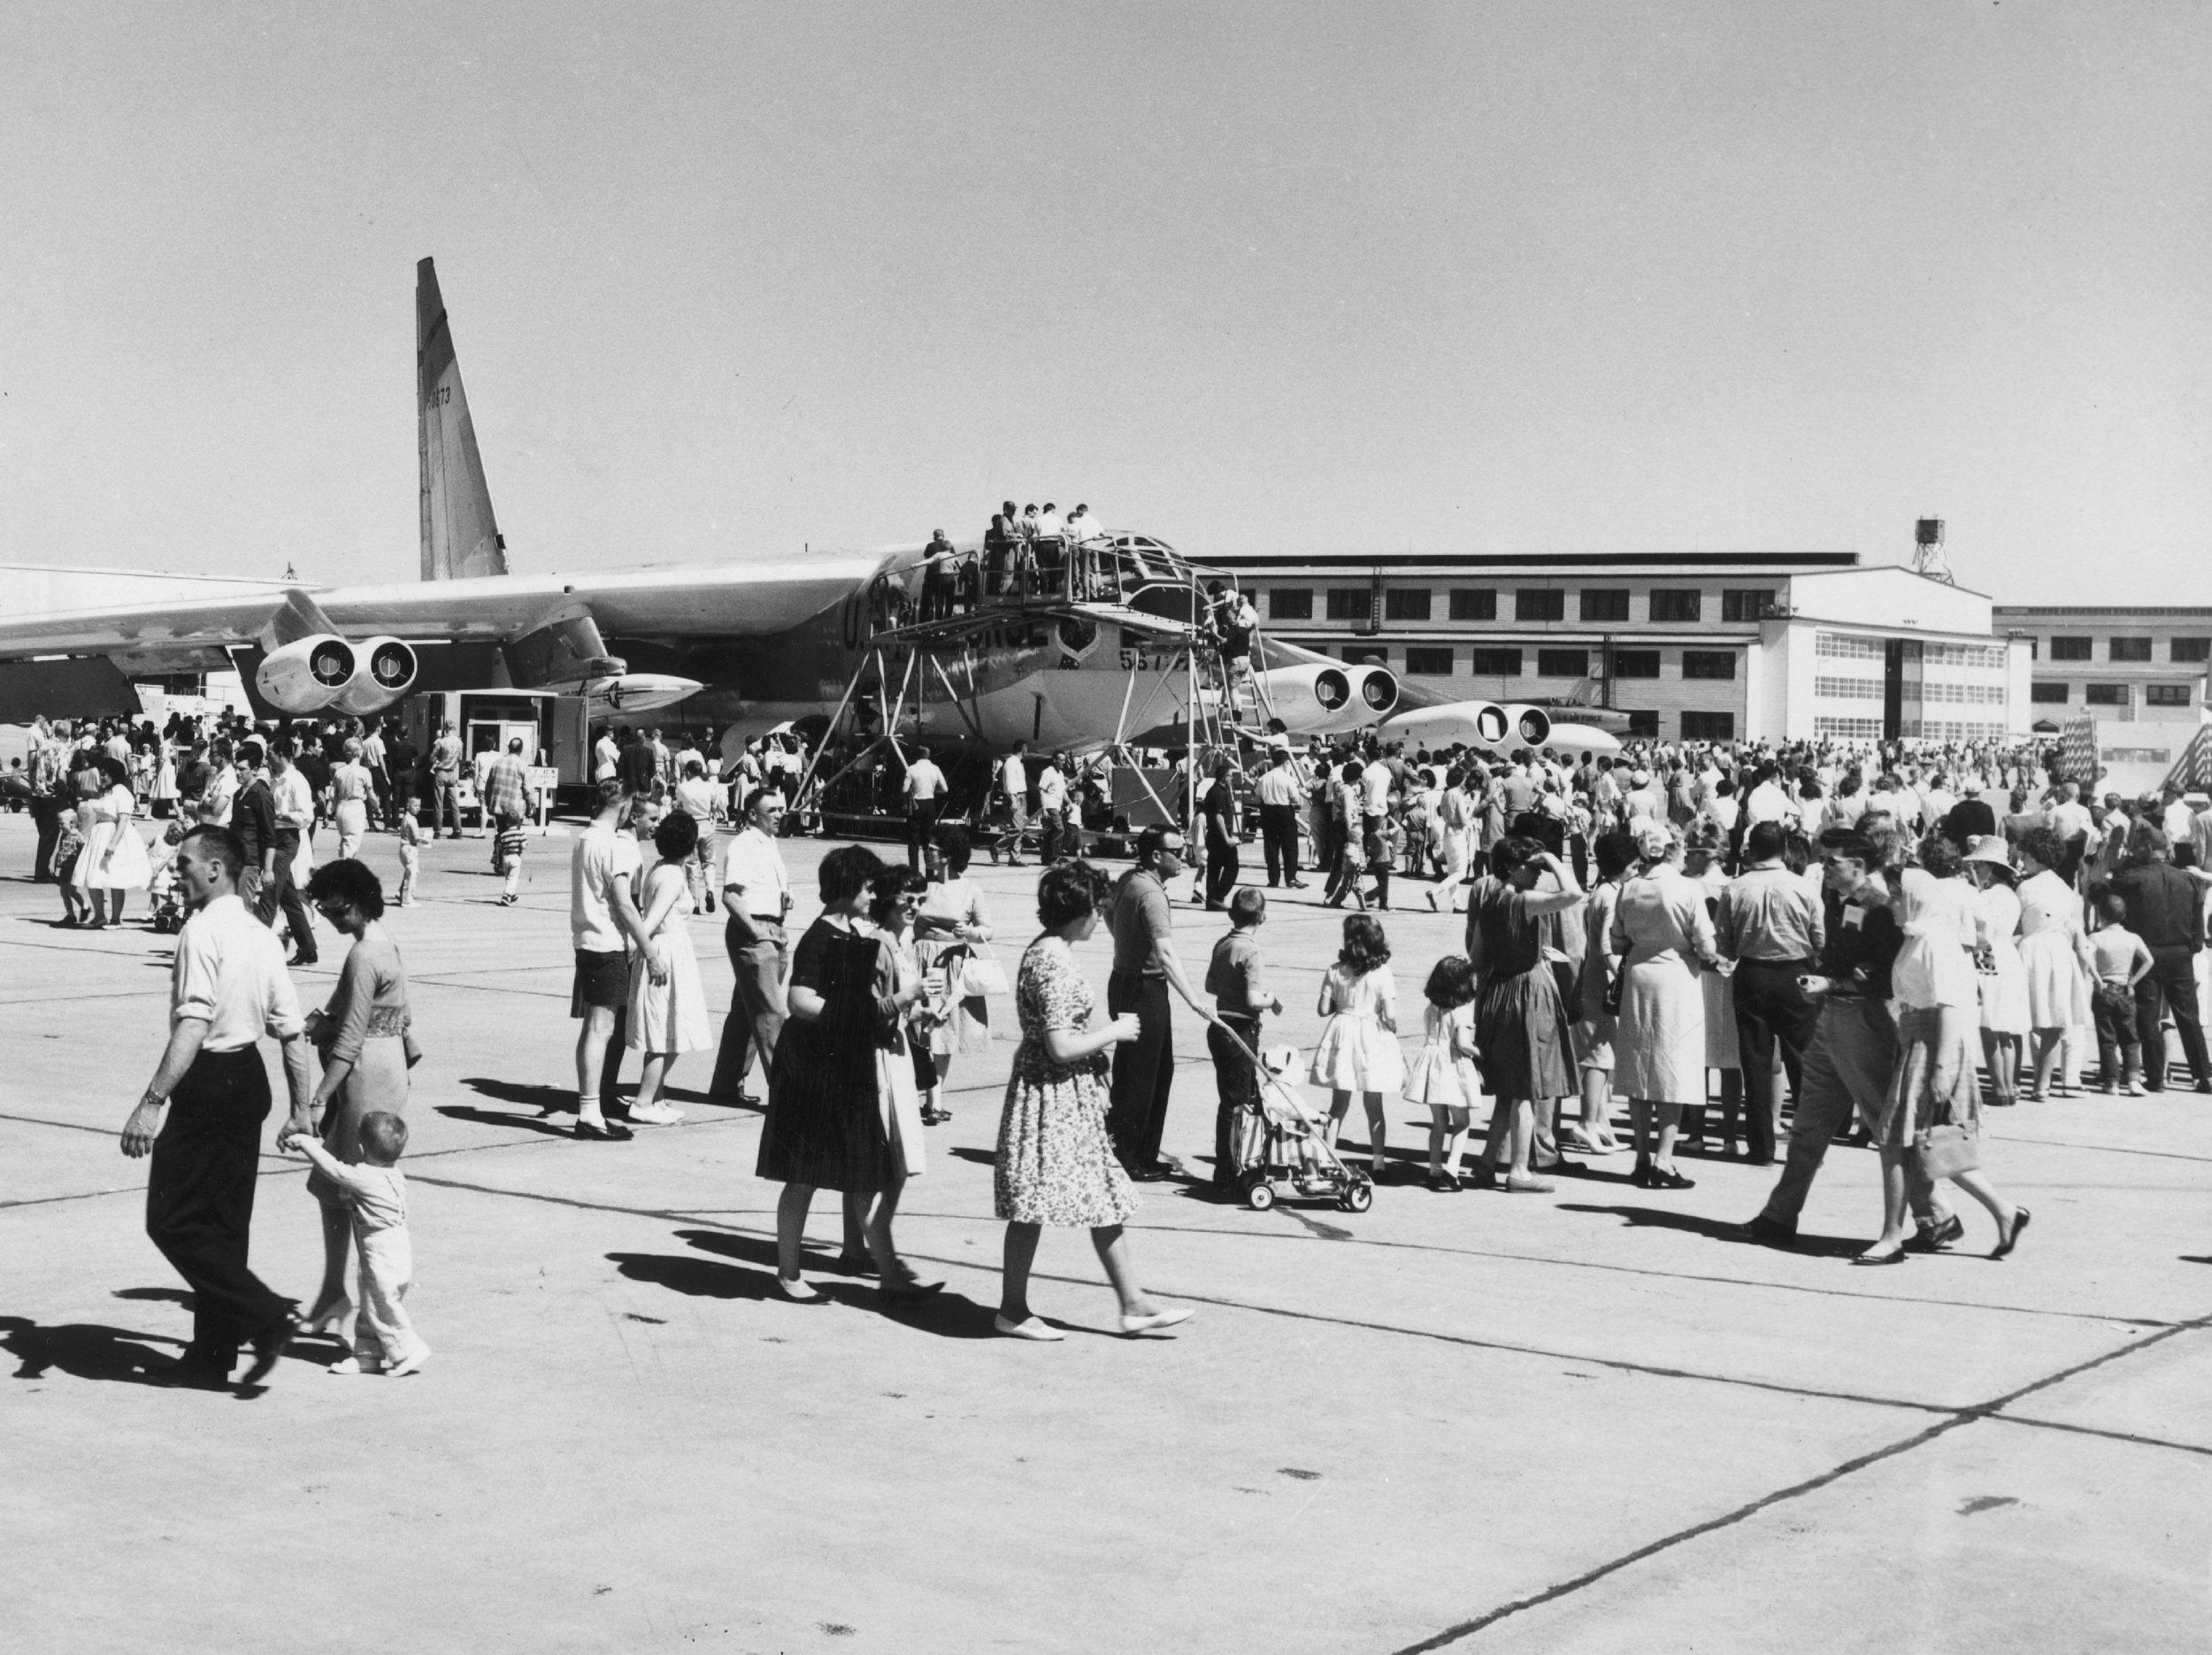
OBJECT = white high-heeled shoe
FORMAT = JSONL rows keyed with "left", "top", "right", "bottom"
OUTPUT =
{"left": 300, "top": 1297, "right": 353, "bottom": 1338}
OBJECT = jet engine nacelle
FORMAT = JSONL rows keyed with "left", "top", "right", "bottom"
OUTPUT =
{"left": 330, "top": 637, "right": 419, "bottom": 716}
{"left": 1382, "top": 699, "right": 1548, "bottom": 749}
{"left": 256, "top": 635, "right": 357, "bottom": 713}
{"left": 1254, "top": 663, "right": 1399, "bottom": 734}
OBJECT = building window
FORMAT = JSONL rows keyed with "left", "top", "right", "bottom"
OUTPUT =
{"left": 1383, "top": 588, "right": 1432, "bottom": 621}
{"left": 1924, "top": 642, "right": 2008, "bottom": 669}
{"left": 1345, "top": 648, "right": 1388, "bottom": 666}
{"left": 1449, "top": 588, "right": 1497, "bottom": 621}
{"left": 1404, "top": 646, "right": 1455, "bottom": 675}
{"left": 2110, "top": 636, "right": 2153, "bottom": 662}
{"left": 1325, "top": 589, "right": 1370, "bottom": 623}
{"left": 2147, "top": 683, "right": 2193, "bottom": 708}
{"left": 2049, "top": 636, "right": 2093, "bottom": 661}
{"left": 2030, "top": 681, "right": 2070, "bottom": 704}
{"left": 2172, "top": 636, "right": 2210, "bottom": 664}
{"left": 1649, "top": 589, "right": 1701, "bottom": 623}
{"left": 1536, "top": 648, "right": 1589, "bottom": 678}
{"left": 1814, "top": 715, "right": 1885, "bottom": 740}
{"left": 1610, "top": 650, "right": 1661, "bottom": 680}
{"left": 1816, "top": 675, "right": 1886, "bottom": 701}
{"left": 2085, "top": 683, "right": 2131, "bottom": 707}
{"left": 1815, "top": 631, "right": 1884, "bottom": 661}
{"left": 1579, "top": 588, "right": 1629, "bottom": 623}
{"left": 1468, "top": 648, "right": 1524, "bottom": 676}
{"left": 1625, "top": 710, "right": 1660, "bottom": 738}
{"left": 1515, "top": 589, "right": 1564, "bottom": 622}
{"left": 1269, "top": 587, "right": 1312, "bottom": 620}
{"left": 1681, "top": 711, "right": 1736, "bottom": 740}
{"left": 1681, "top": 650, "right": 1737, "bottom": 680}
{"left": 1721, "top": 588, "right": 1774, "bottom": 623}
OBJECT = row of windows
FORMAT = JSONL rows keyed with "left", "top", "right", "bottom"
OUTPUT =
{"left": 1923, "top": 643, "right": 2008, "bottom": 670}
{"left": 1815, "top": 632, "right": 1884, "bottom": 661}
{"left": 1814, "top": 675, "right": 1884, "bottom": 701}
{"left": 1383, "top": 646, "right": 1738, "bottom": 679}
{"left": 1916, "top": 720, "right": 2008, "bottom": 742}
{"left": 1273, "top": 586, "right": 1774, "bottom": 625}
{"left": 1815, "top": 716, "right": 1885, "bottom": 739}
{"left": 2030, "top": 681, "right": 2194, "bottom": 707}
{"left": 2045, "top": 636, "right": 2211, "bottom": 663}
{"left": 1917, "top": 681, "right": 2005, "bottom": 704}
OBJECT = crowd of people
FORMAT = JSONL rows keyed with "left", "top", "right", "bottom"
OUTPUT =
{"left": 72, "top": 704, "right": 2212, "bottom": 1387}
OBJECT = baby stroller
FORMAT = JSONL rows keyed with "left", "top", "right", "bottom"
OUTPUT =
{"left": 1238, "top": 1043, "right": 1373, "bottom": 1213}
{"left": 147, "top": 822, "right": 188, "bottom": 935}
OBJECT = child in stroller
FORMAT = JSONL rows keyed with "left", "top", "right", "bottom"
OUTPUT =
{"left": 1238, "top": 1043, "right": 1373, "bottom": 1213}
{"left": 146, "top": 820, "right": 188, "bottom": 934}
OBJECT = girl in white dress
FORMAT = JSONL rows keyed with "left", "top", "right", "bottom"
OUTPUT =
{"left": 1405, "top": 956, "right": 1485, "bottom": 1190}
{"left": 625, "top": 812, "right": 711, "bottom": 1127}
{"left": 74, "top": 757, "right": 152, "bottom": 928}
{"left": 1310, "top": 913, "right": 1405, "bottom": 1176}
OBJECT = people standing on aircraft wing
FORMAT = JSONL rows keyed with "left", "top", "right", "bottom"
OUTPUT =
{"left": 568, "top": 778, "right": 659, "bottom": 1141}
{"left": 1035, "top": 753, "right": 1070, "bottom": 862}
{"left": 1033, "top": 504, "right": 1066, "bottom": 599}
{"left": 984, "top": 507, "right": 1012, "bottom": 598}
{"left": 481, "top": 737, "right": 534, "bottom": 906}
{"left": 919, "top": 530, "right": 957, "bottom": 620}
{"left": 1104, "top": 827, "right": 1213, "bottom": 1182}
{"left": 1013, "top": 504, "right": 1041, "bottom": 597}
{"left": 710, "top": 789, "right": 794, "bottom": 1106}
{"left": 428, "top": 722, "right": 465, "bottom": 839}
{"left": 993, "top": 743, "right": 1031, "bottom": 866}
{"left": 900, "top": 745, "right": 949, "bottom": 875}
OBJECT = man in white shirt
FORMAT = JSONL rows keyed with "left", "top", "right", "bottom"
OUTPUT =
{"left": 902, "top": 744, "right": 949, "bottom": 874}
{"left": 1035, "top": 752, "right": 1071, "bottom": 860}
{"left": 710, "top": 789, "right": 793, "bottom": 1105}
{"left": 672, "top": 758, "right": 724, "bottom": 911}
{"left": 994, "top": 743, "right": 1031, "bottom": 866}
{"left": 568, "top": 779, "right": 662, "bottom": 1137}
{"left": 1254, "top": 746, "right": 1307, "bottom": 888}
{"left": 592, "top": 727, "right": 619, "bottom": 782}
{"left": 263, "top": 741, "right": 320, "bottom": 966}
{"left": 2046, "top": 781, "right": 2094, "bottom": 868}
{"left": 2160, "top": 785, "right": 2195, "bottom": 852}
{"left": 120, "top": 824, "right": 313, "bottom": 1387}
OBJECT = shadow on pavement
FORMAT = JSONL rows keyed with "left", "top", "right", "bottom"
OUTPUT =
{"left": 112, "top": 1286, "right": 192, "bottom": 1305}
{"left": 457, "top": 1076, "right": 577, "bottom": 1113}
{"left": 434, "top": 1103, "right": 579, "bottom": 1139}
{"left": 647, "top": 1228, "right": 1000, "bottom": 1337}
{"left": 0, "top": 1315, "right": 180, "bottom": 1383}
{"left": 947, "top": 1146, "right": 997, "bottom": 1166}
{"left": 1555, "top": 1203, "right": 1865, "bottom": 1258}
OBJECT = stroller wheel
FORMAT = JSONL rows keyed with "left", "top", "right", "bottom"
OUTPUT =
{"left": 1244, "top": 1180, "right": 1276, "bottom": 1212}
{"left": 1339, "top": 1182, "right": 1374, "bottom": 1214}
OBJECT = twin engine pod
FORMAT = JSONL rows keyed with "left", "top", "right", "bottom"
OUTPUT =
{"left": 1380, "top": 700, "right": 1552, "bottom": 750}
{"left": 256, "top": 633, "right": 419, "bottom": 715}
{"left": 1254, "top": 662, "right": 1401, "bottom": 735}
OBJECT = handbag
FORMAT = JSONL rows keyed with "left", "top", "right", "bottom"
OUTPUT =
{"left": 1601, "top": 959, "right": 1627, "bottom": 1017}
{"left": 1914, "top": 1120, "right": 1981, "bottom": 1178}
{"left": 958, "top": 947, "right": 1010, "bottom": 997}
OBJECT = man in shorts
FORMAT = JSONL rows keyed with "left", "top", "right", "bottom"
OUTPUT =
{"left": 566, "top": 778, "right": 664, "bottom": 1139}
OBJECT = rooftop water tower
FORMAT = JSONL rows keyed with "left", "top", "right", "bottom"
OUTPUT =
{"left": 1912, "top": 518, "right": 1952, "bottom": 584}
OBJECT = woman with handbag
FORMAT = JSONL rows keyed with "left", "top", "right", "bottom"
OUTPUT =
{"left": 296, "top": 858, "right": 419, "bottom": 1339}
{"left": 1463, "top": 835, "right": 1583, "bottom": 1191}
{"left": 915, "top": 826, "right": 998, "bottom": 1126}
{"left": 1609, "top": 820, "right": 1725, "bottom": 1189}
{"left": 1853, "top": 858, "right": 2029, "bottom": 1266}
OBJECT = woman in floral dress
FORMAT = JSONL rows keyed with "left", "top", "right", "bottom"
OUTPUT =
{"left": 994, "top": 860, "right": 1194, "bottom": 1343}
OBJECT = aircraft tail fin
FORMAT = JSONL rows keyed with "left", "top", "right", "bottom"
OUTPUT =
{"left": 417, "top": 257, "right": 508, "bottom": 581}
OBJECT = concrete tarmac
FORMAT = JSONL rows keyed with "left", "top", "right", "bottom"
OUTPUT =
{"left": 2, "top": 815, "right": 2206, "bottom": 1653}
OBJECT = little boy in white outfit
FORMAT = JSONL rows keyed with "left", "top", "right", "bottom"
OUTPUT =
{"left": 282, "top": 1111, "right": 430, "bottom": 1375}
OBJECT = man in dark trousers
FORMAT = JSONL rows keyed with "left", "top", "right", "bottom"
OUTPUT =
{"left": 2112, "top": 829, "right": 2212, "bottom": 1092}
{"left": 1104, "top": 828, "right": 1210, "bottom": 1180}
{"left": 119, "top": 825, "right": 312, "bottom": 1387}
{"left": 1253, "top": 745, "right": 1306, "bottom": 888}
{"left": 1715, "top": 820, "right": 1824, "bottom": 1165}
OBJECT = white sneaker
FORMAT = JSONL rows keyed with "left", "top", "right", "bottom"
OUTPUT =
{"left": 627, "top": 1102, "right": 684, "bottom": 1127}
{"left": 386, "top": 1347, "right": 431, "bottom": 1377}
{"left": 327, "top": 1356, "right": 381, "bottom": 1375}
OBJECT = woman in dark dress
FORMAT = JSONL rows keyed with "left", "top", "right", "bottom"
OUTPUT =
{"left": 1463, "top": 835, "right": 1583, "bottom": 1191}
{"left": 757, "top": 844, "right": 936, "bottom": 1304}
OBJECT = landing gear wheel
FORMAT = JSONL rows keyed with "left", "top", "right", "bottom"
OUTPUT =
{"left": 1245, "top": 1180, "right": 1276, "bottom": 1212}
{"left": 1340, "top": 1182, "right": 1374, "bottom": 1213}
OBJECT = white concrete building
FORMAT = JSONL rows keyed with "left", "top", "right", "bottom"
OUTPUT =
{"left": 1213, "top": 550, "right": 2032, "bottom": 744}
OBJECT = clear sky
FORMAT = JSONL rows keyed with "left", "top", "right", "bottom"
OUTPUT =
{"left": 2, "top": 3, "right": 2205, "bottom": 601}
